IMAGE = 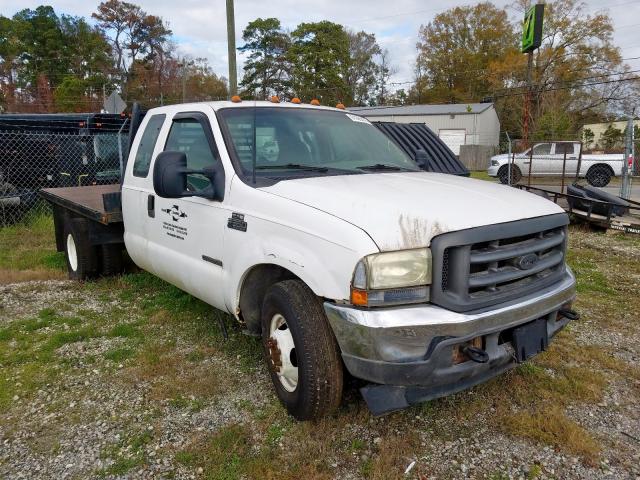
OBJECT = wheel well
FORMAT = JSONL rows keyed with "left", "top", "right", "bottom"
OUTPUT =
{"left": 587, "top": 163, "right": 614, "bottom": 175}
{"left": 238, "top": 264, "right": 300, "bottom": 335}
{"left": 498, "top": 164, "right": 521, "bottom": 174}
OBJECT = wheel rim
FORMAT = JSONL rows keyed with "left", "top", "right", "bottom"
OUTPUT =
{"left": 66, "top": 233, "right": 78, "bottom": 272}
{"left": 267, "top": 313, "right": 298, "bottom": 392}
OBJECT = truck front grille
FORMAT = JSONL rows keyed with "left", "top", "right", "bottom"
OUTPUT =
{"left": 430, "top": 214, "right": 569, "bottom": 313}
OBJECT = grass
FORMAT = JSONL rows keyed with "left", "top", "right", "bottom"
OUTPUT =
{"left": 469, "top": 170, "right": 493, "bottom": 181}
{"left": 0, "top": 212, "right": 66, "bottom": 283}
{"left": 2, "top": 213, "right": 639, "bottom": 477}
{"left": 501, "top": 407, "right": 600, "bottom": 459}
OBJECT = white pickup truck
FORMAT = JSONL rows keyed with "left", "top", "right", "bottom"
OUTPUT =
{"left": 41, "top": 100, "right": 577, "bottom": 419}
{"left": 488, "top": 141, "right": 624, "bottom": 187}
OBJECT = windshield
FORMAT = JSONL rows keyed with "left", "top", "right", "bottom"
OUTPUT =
{"left": 218, "top": 107, "right": 419, "bottom": 176}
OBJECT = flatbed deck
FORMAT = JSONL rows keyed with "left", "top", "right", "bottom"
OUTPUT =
{"left": 40, "top": 184, "right": 122, "bottom": 225}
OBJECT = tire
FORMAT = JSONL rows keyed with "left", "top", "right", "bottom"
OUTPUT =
{"left": 498, "top": 165, "right": 522, "bottom": 184}
{"left": 261, "top": 279, "right": 343, "bottom": 420}
{"left": 100, "top": 244, "right": 124, "bottom": 276}
{"left": 63, "top": 218, "right": 98, "bottom": 280}
{"left": 586, "top": 165, "right": 612, "bottom": 187}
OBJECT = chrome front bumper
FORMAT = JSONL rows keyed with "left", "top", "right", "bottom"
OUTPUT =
{"left": 324, "top": 268, "right": 576, "bottom": 388}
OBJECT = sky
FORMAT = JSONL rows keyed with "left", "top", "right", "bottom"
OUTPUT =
{"left": 1, "top": 0, "right": 639, "bottom": 90}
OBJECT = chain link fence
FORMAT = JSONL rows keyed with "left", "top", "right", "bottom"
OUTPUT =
{"left": 0, "top": 131, "right": 127, "bottom": 225}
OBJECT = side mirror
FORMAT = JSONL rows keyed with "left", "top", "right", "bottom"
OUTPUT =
{"left": 152, "top": 151, "right": 216, "bottom": 199}
{"left": 415, "top": 149, "right": 429, "bottom": 170}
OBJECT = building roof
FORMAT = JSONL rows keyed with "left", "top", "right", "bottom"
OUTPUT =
{"left": 348, "top": 103, "right": 494, "bottom": 117}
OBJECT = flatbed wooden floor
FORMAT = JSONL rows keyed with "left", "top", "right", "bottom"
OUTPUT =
{"left": 40, "top": 184, "right": 122, "bottom": 225}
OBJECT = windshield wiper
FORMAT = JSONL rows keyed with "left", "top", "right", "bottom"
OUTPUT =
{"left": 255, "top": 163, "right": 329, "bottom": 172}
{"left": 356, "top": 163, "right": 415, "bottom": 172}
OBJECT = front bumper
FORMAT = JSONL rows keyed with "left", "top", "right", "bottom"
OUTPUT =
{"left": 487, "top": 165, "right": 500, "bottom": 176}
{"left": 324, "top": 269, "right": 576, "bottom": 414}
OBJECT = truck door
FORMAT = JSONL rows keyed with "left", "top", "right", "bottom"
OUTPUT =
{"left": 548, "top": 142, "right": 579, "bottom": 176}
{"left": 519, "top": 143, "right": 553, "bottom": 176}
{"left": 124, "top": 107, "right": 229, "bottom": 309}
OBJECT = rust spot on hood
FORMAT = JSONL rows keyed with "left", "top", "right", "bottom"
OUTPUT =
{"left": 394, "top": 215, "right": 449, "bottom": 250}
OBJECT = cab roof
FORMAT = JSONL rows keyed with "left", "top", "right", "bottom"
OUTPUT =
{"left": 147, "top": 100, "right": 346, "bottom": 114}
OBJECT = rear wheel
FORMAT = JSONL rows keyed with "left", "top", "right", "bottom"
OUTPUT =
{"left": 261, "top": 279, "right": 343, "bottom": 420}
{"left": 100, "top": 244, "right": 124, "bottom": 276}
{"left": 498, "top": 165, "right": 522, "bottom": 184}
{"left": 586, "top": 165, "right": 612, "bottom": 187}
{"left": 64, "top": 218, "right": 98, "bottom": 280}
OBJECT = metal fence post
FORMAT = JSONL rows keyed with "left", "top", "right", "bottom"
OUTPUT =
{"left": 506, "top": 131, "right": 512, "bottom": 186}
{"left": 620, "top": 116, "right": 633, "bottom": 200}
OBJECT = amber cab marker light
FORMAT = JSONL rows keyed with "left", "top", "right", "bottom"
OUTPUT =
{"left": 270, "top": 95, "right": 280, "bottom": 103}
{"left": 231, "top": 95, "right": 242, "bottom": 103}
{"left": 351, "top": 288, "right": 368, "bottom": 306}
{"left": 310, "top": 98, "right": 321, "bottom": 106}
{"left": 291, "top": 97, "right": 302, "bottom": 104}
{"left": 336, "top": 103, "right": 345, "bottom": 109}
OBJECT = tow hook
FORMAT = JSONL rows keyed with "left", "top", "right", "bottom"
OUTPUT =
{"left": 267, "top": 337, "right": 282, "bottom": 372}
{"left": 559, "top": 308, "right": 580, "bottom": 320}
{"left": 463, "top": 345, "right": 489, "bottom": 363}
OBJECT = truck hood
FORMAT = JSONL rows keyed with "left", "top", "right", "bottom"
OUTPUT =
{"left": 490, "top": 153, "right": 511, "bottom": 163}
{"left": 261, "top": 172, "right": 565, "bottom": 251}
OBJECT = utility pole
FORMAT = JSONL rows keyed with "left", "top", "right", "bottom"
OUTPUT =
{"left": 523, "top": 51, "right": 533, "bottom": 147}
{"left": 226, "top": 0, "right": 238, "bottom": 97}
{"left": 182, "top": 60, "right": 187, "bottom": 103}
{"left": 620, "top": 114, "right": 635, "bottom": 200}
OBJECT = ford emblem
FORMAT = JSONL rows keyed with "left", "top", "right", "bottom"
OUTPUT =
{"left": 517, "top": 253, "right": 539, "bottom": 270}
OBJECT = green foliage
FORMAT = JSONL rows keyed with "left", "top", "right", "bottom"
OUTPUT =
{"left": 1, "top": 6, "right": 113, "bottom": 111}
{"left": 346, "top": 30, "right": 383, "bottom": 105}
{"left": 287, "top": 21, "right": 351, "bottom": 105}
{"left": 533, "top": 109, "right": 573, "bottom": 140}
{"left": 582, "top": 128, "right": 595, "bottom": 149}
{"left": 600, "top": 124, "right": 624, "bottom": 151}
{"left": 239, "top": 18, "right": 291, "bottom": 99}
{"left": 414, "top": 2, "right": 518, "bottom": 104}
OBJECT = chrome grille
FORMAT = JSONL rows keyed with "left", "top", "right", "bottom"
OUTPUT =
{"left": 430, "top": 214, "right": 569, "bottom": 313}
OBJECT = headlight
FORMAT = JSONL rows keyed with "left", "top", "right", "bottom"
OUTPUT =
{"left": 351, "top": 248, "right": 432, "bottom": 307}
{"left": 491, "top": 159, "right": 500, "bottom": 166}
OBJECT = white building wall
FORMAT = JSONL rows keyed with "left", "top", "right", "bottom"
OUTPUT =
{"left": 361, "top": 105, "right": 500, "bottom": 151}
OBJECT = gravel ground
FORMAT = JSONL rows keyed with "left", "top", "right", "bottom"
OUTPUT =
{"left": 1, "top": 230, "right": 639, "bottom": 479}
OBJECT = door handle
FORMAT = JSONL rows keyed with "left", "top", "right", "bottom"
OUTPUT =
{"left": 147, "top": 194, "right": 155, "bottom": 218}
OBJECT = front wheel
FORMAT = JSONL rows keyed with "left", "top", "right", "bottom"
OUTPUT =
{"left": 261, "top": 279, "right": 343, "bottom": 420}
{"left": 498, "top": 165, "right": 522, "bottom": 184}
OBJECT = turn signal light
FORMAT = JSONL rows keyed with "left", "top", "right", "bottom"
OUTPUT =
{"left": 231, "top": 95, "right": 242, "bottom": 103}
{"left": 310, "top": 99, "right": 320, "bottom": 106}
{"left": 336, "top": 103, "right": 345, "bottom": 109}
{"left": 350, "top": 288, "right": 368, "bottom": 306}
{"left": 291, "top": 97, "right": 301, "bottom": 104}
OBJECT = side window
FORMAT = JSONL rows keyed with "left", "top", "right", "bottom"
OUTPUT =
{"left": 555, "top": 143, "right": 573, "bottom": 156}
{"left": 532, "top": 143, "right": 552, "bottom": 155}
{"left": 164, "top": 118, "right": 219, "bottom": 191}
{"left": 132, "top": 114, "right": 165, "bottom": 177}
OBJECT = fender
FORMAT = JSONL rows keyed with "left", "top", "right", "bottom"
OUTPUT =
{"left": 223, "top": 217, "right": 376, "bottom": 316}
{"left": 221, "top": 179, "right": 380, "bottom": 316}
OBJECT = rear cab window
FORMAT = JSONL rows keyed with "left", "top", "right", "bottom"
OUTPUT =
{"left": 132, "top": 114, "right": 166, "bottom": 177}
